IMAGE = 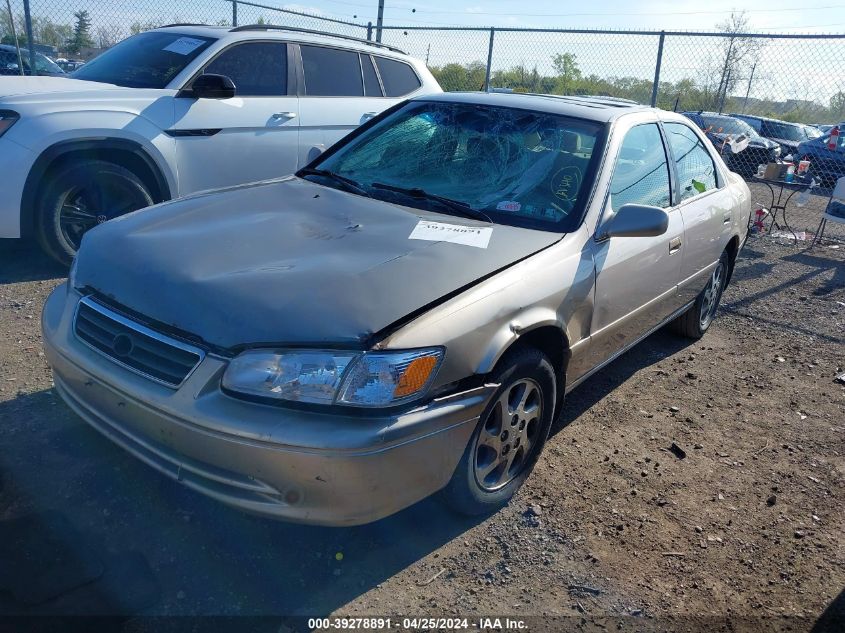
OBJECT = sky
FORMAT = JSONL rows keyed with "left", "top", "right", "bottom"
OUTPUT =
{"left": 290, "top": 0, "right": 845, "bottom": 33}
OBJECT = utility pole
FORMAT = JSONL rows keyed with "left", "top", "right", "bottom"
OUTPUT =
{"left": 742, "top": 61, "right": 757, "bottom": 113}
{"left": 22, "top": 0, "right": 35, "bottom": 76}
{"left": 5, "top": 0, "right": 24, "bottom": 75}
{"left": 376, "top": 0, "right": 384, "bottom": 43}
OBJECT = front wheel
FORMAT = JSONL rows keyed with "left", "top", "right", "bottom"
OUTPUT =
{"left": 441, "top": 348, "right": 556, "bottom": 516}
{"left": 669, "top": 250, "right": 729, "bottom": 339}
{"left": 36, "top": 160, "right": 154, "bottom": 266}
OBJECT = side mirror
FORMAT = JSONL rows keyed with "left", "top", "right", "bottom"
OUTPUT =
{"left": 188, "top": 74, "right": 236, "bottom": 99}
{"left": 600, "top": 203, "right": 669, "bottom": 239}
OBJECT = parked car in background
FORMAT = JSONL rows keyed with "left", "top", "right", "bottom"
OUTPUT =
{"left": 797, "top": 127, "right": 845, "bottom": 187}
{"left": 55, "top": 58, "right": 85, "bottom": 72}
{"left": 682, "top": 111, "right": 780, "bottom": 177}
{"left": 42, "top": 93, "right": 750, "bottom": 525}
{"left": 0, "top": 24, "right": 441, "bottom": 264}
{"left": 0, "top": 44, "right": 65, "bottom": 76}
{"left": 731, "top": 113, "right": 818, "bottom": 157}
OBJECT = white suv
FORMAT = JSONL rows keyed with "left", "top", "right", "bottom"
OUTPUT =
{"left": 0, "top": 25, "right": 441, "bottom": 264}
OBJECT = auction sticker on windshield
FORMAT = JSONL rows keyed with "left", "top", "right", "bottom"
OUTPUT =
{"left": 409, "top": 220, "right": 492, "bottom": 249}
{"left": 163, "top": 37, "right": 207, "bottom": 55}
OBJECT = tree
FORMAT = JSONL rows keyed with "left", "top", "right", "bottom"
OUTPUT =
{"left": 710, "top": 12, "right": 765, "bottom": 112}
{"left": 68, "top": 10, "right": 94, "bottom": 54}
{"left": 830, "top": 92, "right": 845, "bottom": 122}
{"left": 552, "top": 52, "right": 581, "bottom": 94}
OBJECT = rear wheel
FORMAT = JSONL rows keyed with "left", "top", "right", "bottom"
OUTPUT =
{"left": 36, "top": 160, "right": 154, "bottom": 266}
{"left": 441, "top": 348, "right": 556, "bottom": 516}
{"left": 669, "top": 250, "right": 729, "bottom": 339}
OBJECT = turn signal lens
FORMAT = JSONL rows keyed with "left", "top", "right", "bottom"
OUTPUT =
{"left": 393, "top": 355, "right": 439, "bottom": 397}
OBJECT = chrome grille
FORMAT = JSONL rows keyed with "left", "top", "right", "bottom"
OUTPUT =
{"left": 73, "top": 297, "right": 204, "bottom": 387}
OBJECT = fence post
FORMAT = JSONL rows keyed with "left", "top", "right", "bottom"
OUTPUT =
{"left": 484, "top": 27, "right": 495, "bottom": 92}
{"left": 650, "top": 30, "right": 665, "bottom": 107}
{"left": 376, "top": 0, "right": 384, "bottom": 42}
{"left": 232, "top": 0, "right": 238, "bottom": 26}
{"left": 367, "top": 21, "right": 373, "bottom": 41}
{"left": 22, "top": 0, "right": 36, "bottom": 75}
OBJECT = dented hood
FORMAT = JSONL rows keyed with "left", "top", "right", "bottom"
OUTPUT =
{"left": 75, "top": 177, "right": 561, "bottom": 349}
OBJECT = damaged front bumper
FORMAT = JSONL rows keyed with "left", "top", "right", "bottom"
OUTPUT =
{"left": 42, "top": 286, "right": 493, "bottom": 526}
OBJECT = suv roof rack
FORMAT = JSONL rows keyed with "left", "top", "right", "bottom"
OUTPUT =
{"left": 159, "top": 23, "right": 224, "bottom": 28}
{"left": 229, "top": 24, "right": 406, "bottom": 54}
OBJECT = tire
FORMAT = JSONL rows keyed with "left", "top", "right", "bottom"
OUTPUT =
{"left": 441, "top": 347, "right": 557, "bottom": 516}
{"left": 35, "top": 159, "right": 154, "bottom": 266}
{"left": 669, "top": 250, "right": 730, "bottom": 339}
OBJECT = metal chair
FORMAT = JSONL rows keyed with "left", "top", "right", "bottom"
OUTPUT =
{"left": 810, "top": 176, "right": 845, "bottom": 247}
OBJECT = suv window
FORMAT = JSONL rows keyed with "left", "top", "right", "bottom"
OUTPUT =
{"left": 733, "top": 115, "right": 761, "bottom": 132}
{"left": 609, "top": 123, "right": 671, "bottom": 212}
{"left": 374, "top": 56, "right": 421, "bottom": 97}
{"left": 664, "top": 122, "right": 718, "bottom": 201}
{"left": 301, "top": 45, "right": 363, "bottom": 96}
{"left": 362, "top": 54, "right": 382, "bottom": 96}
{"left": 761, "top": 120, "right": 807, "bottom": 142}
{"left": 203, "top": 42, "right": 287, "bottom": 96}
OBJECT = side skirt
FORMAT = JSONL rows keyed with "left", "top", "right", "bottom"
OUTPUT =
{"left": 564, "top": 299, "right": 695, "bottom": 395}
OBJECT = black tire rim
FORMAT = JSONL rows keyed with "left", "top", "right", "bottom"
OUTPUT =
{"left": 699, "top": 259, "right": 725, "bottom": 331}
{"left": 473, "top": 377, "right": 543, "bottom": 491}
{"left": 59, "top": 176, "right": 149, "bottom": 250}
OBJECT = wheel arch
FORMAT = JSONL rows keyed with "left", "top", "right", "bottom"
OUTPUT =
{"left": 488, "top": 324, "right": 571, "bottom": 418}
{"left": 20, "top": 138, "right": 173, "bottom": 237}
{"left": 725, "top": 234, "right": 740, "bottom": 286}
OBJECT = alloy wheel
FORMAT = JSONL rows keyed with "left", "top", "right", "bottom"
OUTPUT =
{"left": 699, "top": 260, "right": 725, "bottom": 330}
{"left": 473, "top": 378, "right": 543, "bottom": 491}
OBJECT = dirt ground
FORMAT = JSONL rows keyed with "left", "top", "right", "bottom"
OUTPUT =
{"left": 0, "top": 186, "right": 843, "bottom": 632}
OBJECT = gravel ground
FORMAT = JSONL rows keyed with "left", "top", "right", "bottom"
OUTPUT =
{"left": 0, "top": 188, "right": 843, "bottom": 632}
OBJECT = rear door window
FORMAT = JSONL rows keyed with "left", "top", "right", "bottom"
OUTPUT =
{"left": 664, "top": 122, "right": 718, "bottom": 201}
{"left": 609, "top": 123, "right": 672, "bottom": 212}
{"left": 301, "top": 45, "right": 363, "bottom": 96}
{"left": 374, "top": 56, "right": 421, "bottom": 97}
{"left": 203, "top": 42, "right": 287, "bottom": 96}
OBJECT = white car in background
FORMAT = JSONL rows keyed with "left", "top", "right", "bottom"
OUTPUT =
{"left": 0, "top": 24, "right": 441, "bottom": 264}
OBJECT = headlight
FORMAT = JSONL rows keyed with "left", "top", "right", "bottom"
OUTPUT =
{"left": 0, "top": 110, "right": 19, "bottom": 137}
{"left": 774, "top": 146, "right": 781, "bottom": 156}
{"left": 222, "top": 347, "right": 444, "bottom": 407}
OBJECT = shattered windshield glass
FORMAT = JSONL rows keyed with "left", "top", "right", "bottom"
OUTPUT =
{"left": 314, "top": 101, "right": 606, "bottom": 233}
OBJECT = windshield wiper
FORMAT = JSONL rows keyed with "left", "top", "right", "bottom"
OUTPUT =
{"left": 298, "top": 168, "right": 370, "bottom": 197}
{"left": 370, "top": 182, "right": 491, "bottom": 223}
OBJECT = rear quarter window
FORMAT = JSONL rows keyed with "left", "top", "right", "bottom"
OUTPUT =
{"left": 374, "top": 56, "right": 421, "bottom": 97}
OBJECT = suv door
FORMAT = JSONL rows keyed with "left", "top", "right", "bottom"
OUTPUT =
{"left": 296, "top": 45, "right": 418, "bottom": 164}
{"left": 663, "top": 121, "right": 735, "bottom": 306}
{"left": 171, "top": 41, "right": 299, "bottom": 194}
{"left": 587, "top": 121, "right": 685, "bottom": 365}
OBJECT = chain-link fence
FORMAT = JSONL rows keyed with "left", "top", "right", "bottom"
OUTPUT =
{"left": 4, "top": 0, "right": 845, "bottom": 200}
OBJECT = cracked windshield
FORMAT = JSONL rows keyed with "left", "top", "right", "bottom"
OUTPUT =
{"left": 317, "top": 101, "right": 605, "bottom": 232}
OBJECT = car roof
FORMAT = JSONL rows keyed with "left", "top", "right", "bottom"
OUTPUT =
{"left": 415, "top": 91, "right": 652, "bottom": 123}
{"left": 730, "top": 113, "right": 802, "bottom": 127}
{"left": 152, "top": 24, "right": 407, "bottom": 56}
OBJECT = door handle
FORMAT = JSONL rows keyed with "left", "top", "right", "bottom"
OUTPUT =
{"left": 669, "top": 237, "right": 682, "bottom": 253}
{"left": 271, "top": 111, "right": 297, "bottom": 119}
{"left": 723, "top": 212, "right": 732, "bottom": 224}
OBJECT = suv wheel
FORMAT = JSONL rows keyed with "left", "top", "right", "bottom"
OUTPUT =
{"left": 669, "top": 250, "right": 729, "bottom": 339}
{"left": 441, "top": 348, "right": 556, "bottom": 516}
{"left": 36, "top": 159, "right": 154, "bottom": 266}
